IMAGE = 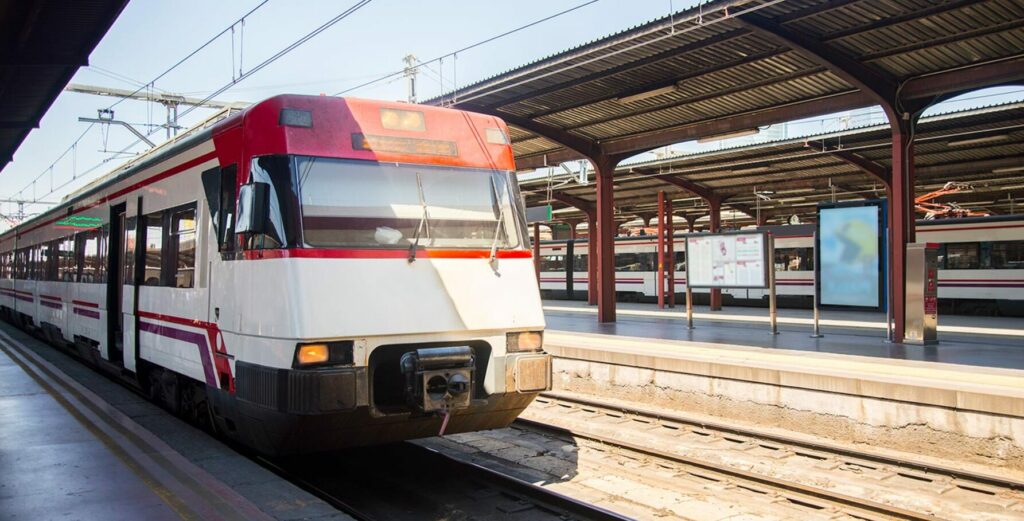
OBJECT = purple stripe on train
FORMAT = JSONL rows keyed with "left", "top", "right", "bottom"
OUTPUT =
{"left": 74, "top": 308, "right": 100, "bottom": 319}
{"left": 138, "top": 321, "right": 216, "bottom": 387}
{"left": 40, "top": 301, "right": 62, "bottom": 309}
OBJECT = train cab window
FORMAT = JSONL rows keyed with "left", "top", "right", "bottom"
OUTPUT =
{"left": 143, "top": 213, "right": 164, "bottom": 286}
{"left": 991, "top": 241, "right": 1024, "bottom": 270}
{"left": 247, "top": 156, "right": 299, "bottom": 250}
{"left": 944, "top": 242, "right": 979, "bottom": 269}
{"left": 170, "top": 206, "right": 196, "bottom": 288}
{"left": 201, "top": 164, "right": 238, "bottom": 254}
{"left": 539, "top": 255, "right": 565, "bottom": 272}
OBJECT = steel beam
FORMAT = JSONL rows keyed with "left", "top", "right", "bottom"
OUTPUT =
{"left": 805, "top": 140, "right": 890, "bottom": 185}
{"left": 735, "top": 13, "right": 897, "bottom": 109}
{"left": 902, "top": 56, "right": 1024, "bottom": 102}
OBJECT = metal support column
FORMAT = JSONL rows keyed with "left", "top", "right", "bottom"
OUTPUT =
{"left": 889, "top": 120, "right": 916, "bottom": 343}
{"left": 810, "top": 231, "right": 823, "bottom": 338}
{"left": 657, "top": 191, "right": 667, "bottom": 308}
{"left": 587, "top": 214, "right": 597, "bottom": 306}
{"left": 595, "top": 156, "right": 617, "bottom": 322}
{"left": 769, "top": 233, "right": 779, "bottom": 335}
{"left": 667, "top": 198, "right": 675, "bottom": 307}
{"left": 533, "top": 222, "right": 541, "bottom": 284}
{"left": 708, "top": 197, "right": 723, "bottom": 311}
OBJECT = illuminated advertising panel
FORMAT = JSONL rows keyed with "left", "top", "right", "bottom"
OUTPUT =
{"left": 685, "top": 232, "right": 768, "bottom": 289}
{"left": 818, "top": 203, "right": 883, "bottom": 308}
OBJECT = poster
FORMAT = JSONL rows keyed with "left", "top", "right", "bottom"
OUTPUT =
{"left": 818, "top": 204, "right": 881, "bottom": 307}
{"left": 686, "top": 232, "right": 767, "bottom": 288}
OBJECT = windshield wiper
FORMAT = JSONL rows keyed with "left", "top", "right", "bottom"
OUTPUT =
{"left": 409, "top": 172, "right": 430, "bottom": 263}
{"left": 488, "top": 174, "right": 506, "bottom": 265}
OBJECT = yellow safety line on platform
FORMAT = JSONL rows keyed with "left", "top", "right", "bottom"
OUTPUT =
{"left": 543, "top": 305, "right": 1024, "bottom": 337}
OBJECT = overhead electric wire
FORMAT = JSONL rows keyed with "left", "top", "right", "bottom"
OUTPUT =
{"left": 3, "top": 0, "right": 273, "bottom": 205}
{"left": 10, "top": 0, "right": 374, "bottom": 212}
{"left": 332, "top": 0, "right": 602, "bottom": 97}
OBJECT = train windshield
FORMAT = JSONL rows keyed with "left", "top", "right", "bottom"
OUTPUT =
{"left": 294, "top": 156, "right": 528, "bottom": 250}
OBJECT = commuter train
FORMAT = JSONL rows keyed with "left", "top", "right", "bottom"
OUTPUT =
{"left": 0, "top": 95, "right": 550, "bottom": 454}
{"left": 538, "top": 216, "right": 1024, "bottom": 316}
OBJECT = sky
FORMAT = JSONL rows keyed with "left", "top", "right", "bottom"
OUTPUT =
{"left": 1, "top": 0, "right": 1021, "bottom": 230}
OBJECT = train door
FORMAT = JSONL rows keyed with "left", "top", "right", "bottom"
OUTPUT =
{"left": 106, "top": 204, "right": 126, "bottom": 367}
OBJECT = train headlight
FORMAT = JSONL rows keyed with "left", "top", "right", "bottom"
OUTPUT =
{"left": 506, "top": 331, "right": 544, "bottom": 353}
{"left": 293, "top": 341, "right": 355, "bottom": 368}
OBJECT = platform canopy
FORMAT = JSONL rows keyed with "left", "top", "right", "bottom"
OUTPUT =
{"left": 0, "top": 0, "right": 128, "bottom": 172}
{"left": 429, "top": 0, "right": 1023, "bottom": 170}
{"left": 520, "top": 101, "right": 1024, "bottom": 227}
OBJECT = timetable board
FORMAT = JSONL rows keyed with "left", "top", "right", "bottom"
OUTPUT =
{"left": 685, "top": 232, "right": 769, "bottom": 289}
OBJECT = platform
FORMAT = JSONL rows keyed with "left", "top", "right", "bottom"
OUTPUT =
{"left": 541, "top": 302, "right": 1024, "bottom": 477}
{"left": 0, "top": 322, "right": 351, "bottom": 521}
{"left": 544, "top": 300, "right": 1024, "bottom": 370}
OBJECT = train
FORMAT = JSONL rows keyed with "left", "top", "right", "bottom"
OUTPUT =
{"left": 538, "top": 216, "right": 1024, "bottom": 316}
{"left": 0, "top": 95, "right": 550, "bottom": 454}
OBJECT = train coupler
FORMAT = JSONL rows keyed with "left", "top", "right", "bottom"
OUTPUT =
{"left": 400, "top": 346, "right": 474, "bottom": 416}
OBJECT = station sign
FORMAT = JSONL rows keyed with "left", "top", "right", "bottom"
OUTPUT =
{"left": 525, "top": 204, "right": 552, "bottom": 223}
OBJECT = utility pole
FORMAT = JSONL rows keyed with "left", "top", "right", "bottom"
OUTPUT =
{"left": 403, "top": 54, "right": 418, "bottom": 103}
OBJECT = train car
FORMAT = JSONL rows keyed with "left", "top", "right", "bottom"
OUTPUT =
{"left": 0, "top": 95, "right": 550, "bottom": 454}
{"left": 538, "top": 216, "right": 1024, "bottom": 315}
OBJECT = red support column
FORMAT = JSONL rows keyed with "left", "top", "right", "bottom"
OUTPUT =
{"left": 708, "top": 197, "right": 723, "bottom": 311}
{"left": 657, "top": 191, "right": 666, "bottom": 308}
{"left": 890, "top": 120, "right": 916, "bottom": 343}
{"left": 586, "top": 214, "right": 597, "bottom": 306}
{"left": 667, "top": 199, "right": 675, "bottom": 307}
{"left": 594, "top": 155, "right": 617, "bottom": 323}
{"left": 533, "top": 222, "right": 541, "bottom": 284}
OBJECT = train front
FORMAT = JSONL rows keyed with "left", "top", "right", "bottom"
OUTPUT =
{"left": 210, "top": 96, "right": 549, "bottom": 454}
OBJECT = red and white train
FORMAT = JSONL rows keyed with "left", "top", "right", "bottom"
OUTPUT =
{"left": 539, "top": 216, "right": 1024, "bottom": 315}
{"left": 0, "top": 95, "right": 550, "bottom": 454}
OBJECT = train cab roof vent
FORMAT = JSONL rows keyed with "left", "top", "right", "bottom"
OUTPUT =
{"left": 279, "top": 108, "right": 312, "bottom": 128}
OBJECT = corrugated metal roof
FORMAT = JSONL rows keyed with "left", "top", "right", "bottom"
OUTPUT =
{"left": 519, "top": 101, "right": 1024, "bottom": 225}
{"left": 425, "top": 0, "right": 1024, "bottom": 175}
{"left": 0, "top": 0, "right": 128, "bottom": 171}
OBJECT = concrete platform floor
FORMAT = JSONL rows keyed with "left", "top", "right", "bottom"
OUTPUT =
{"left": 544, "top": 300, "right": 1024, "bottom": 370}
{"left": 0, "top": 322, "right": 351, "bottom": 521}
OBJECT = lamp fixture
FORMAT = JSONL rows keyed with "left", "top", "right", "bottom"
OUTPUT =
{"left": 697, "top": 128, "right": 759, "bottom": 143}
{"left": 615, "top": 85, "right": 677, "bottom": 104}
{"left": 947, "top": 135, "right": 1008, "bottom": 147}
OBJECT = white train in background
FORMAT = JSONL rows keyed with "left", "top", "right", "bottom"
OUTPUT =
{"left": 538, "top": 216, "right": 1024, "bottom": 316}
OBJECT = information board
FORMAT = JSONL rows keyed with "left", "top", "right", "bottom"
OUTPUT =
{"left": 685, "top": 232, "right": 768, "bottom": 289}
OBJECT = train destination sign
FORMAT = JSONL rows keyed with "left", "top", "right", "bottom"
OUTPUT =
{"left": 685, "top": 232, "right": 769, "bottom": 289}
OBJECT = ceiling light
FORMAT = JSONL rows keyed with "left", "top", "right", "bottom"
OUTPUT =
{"left": 947, "top": 135, "right": 1008, "bottom": 147}
{"left": 730, "top": 166, "right": 771, "bottom": 175}
{"left": 697, "top": 128, "right": 759, "bottom": 143}
{"left": 993, "top": 166, "right": 1024, "bottom": 174}
{"left": 615, "top": 85, "right": 677, "bottom": 104}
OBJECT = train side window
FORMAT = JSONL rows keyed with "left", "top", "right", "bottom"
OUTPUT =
{"left": 143, "top": 212, "right": 164, "bottom": 286}
{"left": 540, "top": 255, "right": 565, "bottom": 272}
{"left": 81, "top": 230, "right": 106, "bottom": 284}
{"left": 58, "top": 237, "right": 75, "bottom": 282}
{"left": 201, "top": 164, "right": 238, "bottom": 255}
{"left": 674, "top": 251, "right": 685, "bottom": 272}
{"left": 573, "top": 254, "right": 588, "bottom": 272}
{"left": 123, "top": 217, "right": 137, "bottom": 286}
{"left": 945, "top": 242, "right": 980, "bottom": 269}
{"left": 170, "top": 205, "right": 197, "bottom": 288}
{"left": 615, "top": 252, "right": 654, "bottom": 272}
{"left": 42, "top": 241, "right": 56, "bottom": 281}
{"left": 991, "top": 241, "right": 1024, "bottom": 270}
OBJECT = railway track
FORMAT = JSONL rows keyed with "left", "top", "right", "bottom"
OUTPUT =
{"left": 260, "top": 440, "right": 631, "bottom": 521}
{"left": 513, "top": 391, "right": 1024, "bottom": 520}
